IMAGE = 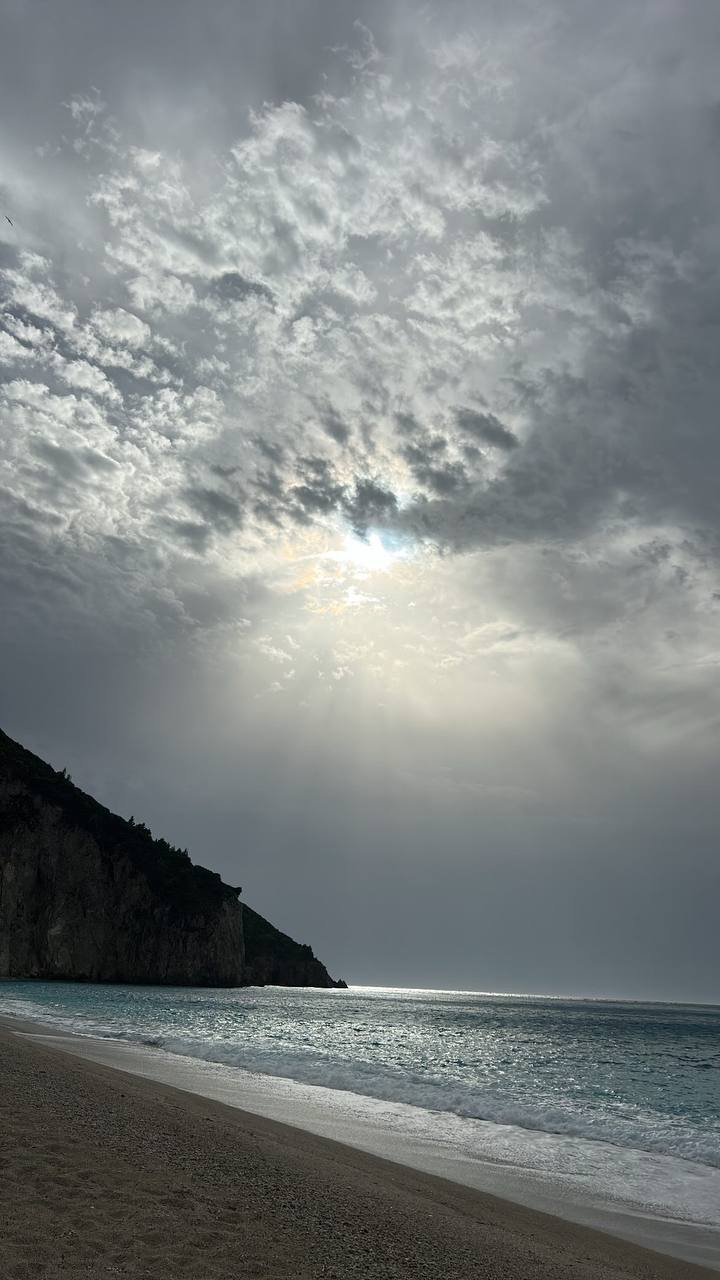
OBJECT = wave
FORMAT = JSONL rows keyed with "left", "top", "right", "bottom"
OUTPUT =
{"left": 126, "top": 1032, "right": 720, "bottom": 1171}
{"left": 3, "top": 994, "right": 719, "bottom": 1172}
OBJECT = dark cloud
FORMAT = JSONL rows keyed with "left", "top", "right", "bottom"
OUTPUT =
{"left": 182, "top": 486, "right": 243, "bottom": 533}
{"left": 211, "top": 463, "right": 243, "bottom": 479}
{"left": 403, "top": 440, "right": 468, "bottom": 495}
{"left": 320, "top": 407, "right": 351, "bottom": 444}
{"left": 343, "top": 477, "right": 398, "bottom": 533}
{"left": 455, "top": 408, "right": 518, "bottom": 451}
{"left": 253, "top": 438, "right": 285, "bottom": 465}
{"left": 291, "top": 482, "right": 344, "bottom": 514}
{"left": 252, "top": 497, "right": 283, "bottom": 526}
{"left": 395, "top": 412, "right": 420, "bottom": 436}
{"left": 253, "top": 468, "right": 285, "bottom": 499}
{"left": 161, "top": 518, "right": 211, "bottom": 552}
{"left": 290, "top": 457, "right": 346, "bottom": 515}
{"left": 209, "top": 272, "right": 274, "bottom": 305}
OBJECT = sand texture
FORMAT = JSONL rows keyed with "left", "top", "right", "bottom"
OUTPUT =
{"left": 0, "top": 1025, "right": 713, "bottom": 1280}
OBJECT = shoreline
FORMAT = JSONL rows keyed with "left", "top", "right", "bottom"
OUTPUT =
{"left": 1, "top": 1019, "right": 718, "bottom": 1278}
{"left": 3, "top": 1009, "right": 720, "bottom": 1270}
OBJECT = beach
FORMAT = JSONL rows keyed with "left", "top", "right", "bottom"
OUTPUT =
{"left": 0, "top": 1024, "right": 714, "bottom": 1280}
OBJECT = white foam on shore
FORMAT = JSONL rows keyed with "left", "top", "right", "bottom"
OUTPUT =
{"left": 11, "top": 1021, "right": 720, "bottom": 1272}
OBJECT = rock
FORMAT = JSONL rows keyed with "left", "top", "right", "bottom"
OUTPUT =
{"left": 0, "top": 728, "right": 344, "bottom": 989}
{"left": 242, "top": 905, "right": 347, "bottom": 988}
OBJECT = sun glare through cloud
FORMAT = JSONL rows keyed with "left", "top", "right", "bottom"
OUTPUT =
{"left": 330, "top": 533, "right": 403, "bottom": 576}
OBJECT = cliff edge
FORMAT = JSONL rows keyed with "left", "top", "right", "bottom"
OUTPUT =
{"left": 0, "top": 729, "right": 345, "bottom": 989}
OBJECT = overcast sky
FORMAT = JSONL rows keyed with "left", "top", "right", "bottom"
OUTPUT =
{"left": 1, "top": 0, "right": 719, "bottom": 1001}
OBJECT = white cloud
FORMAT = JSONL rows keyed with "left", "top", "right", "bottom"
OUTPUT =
{"left": 0, "top": 331, "right": 37, "bottom": 364}
{"left": 52, "top": 356, "right": 122, "bottom": 402}
{"left": 90, "top": 307, "right": 152, "bottom": 348}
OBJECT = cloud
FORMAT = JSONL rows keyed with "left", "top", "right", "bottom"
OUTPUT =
{"left": 343, "top": 478, "right": 398, "bottom": 533}
{"left": 90, "top": 307, "right": 152, "bottom": 348}
{"left": 319, "top": 406, "right": 351, "bottom": 445}
{"left": 455, "top": 409, "right": 518, "bottom": 452}
{"left": 208, "top": 272, "right": 274, "bottom": 305}
{"left": 182, "top": 485, "right": 244, "bottom": 534}
{"left": 53, "top": 356, "right": 122, "bottom": 402}
{"left": 290, "top": 457, "right": 346, "bottom": 517}
{"left": 1, "top": 4, "right": 717, "bottom": 624}
{"left": 32, "top": 438, "right": 119, "bottom": 479}
{"left": 402, "top": 440, "right": 468, "bottom": 496}
{"left": 1, "top": 0, "right": 719, "bottom": 996}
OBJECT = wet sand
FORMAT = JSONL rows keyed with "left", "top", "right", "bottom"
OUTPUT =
{"left": 0, "top": 1025, "right": 714, "bottom": 1279}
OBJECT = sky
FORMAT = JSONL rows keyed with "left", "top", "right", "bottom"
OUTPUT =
{"left": 1, "top": 0, "right": 719, "bottom": 1001}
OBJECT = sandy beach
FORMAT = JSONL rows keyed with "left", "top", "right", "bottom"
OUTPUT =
{"left": 0, "top": 1024, "right": 715, "bottom": 1280}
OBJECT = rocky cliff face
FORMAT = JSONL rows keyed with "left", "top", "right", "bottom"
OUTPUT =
{"left": 0, "top": 729, "right": 345, "bottom": 989}
{"left": 242, "top": 904, "right": 344, "bottom": 988}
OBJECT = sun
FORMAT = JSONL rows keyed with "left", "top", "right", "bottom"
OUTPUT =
{"left": 332, "top": 532, "right": 399, "bottom": 574}
{"left": 290, "top": 529, "right": 411, "bottom": 604}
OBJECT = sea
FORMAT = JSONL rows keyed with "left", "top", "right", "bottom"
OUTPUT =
{"left": 2, "top": 981, "right": 719, "bottom": 1267}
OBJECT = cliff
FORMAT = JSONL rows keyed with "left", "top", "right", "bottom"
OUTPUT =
{"left": 0, "top": 729, "right": 345, "bottom": 989}
{"left": 243, "top": 904, "right": 344, "bottom": 987}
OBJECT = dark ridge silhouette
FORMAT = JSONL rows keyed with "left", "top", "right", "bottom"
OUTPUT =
{"left": 0, "top": 728, "right": 346, "bottom": 989}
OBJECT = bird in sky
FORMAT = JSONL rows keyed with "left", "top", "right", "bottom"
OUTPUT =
{"left": 4, "top": 215, "right": 13, "bottom": 226}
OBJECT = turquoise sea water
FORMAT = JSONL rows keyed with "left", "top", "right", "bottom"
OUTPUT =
{"left": 1, "top": 981, "right": 718, "bottom": 1171}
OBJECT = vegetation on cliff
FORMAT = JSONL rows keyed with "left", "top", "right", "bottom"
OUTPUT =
{"left": 0, "top": 730, "right": 233, "bottom": 918}
{"left": 243, "top": 904, "right": 346, "bottom": 988}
